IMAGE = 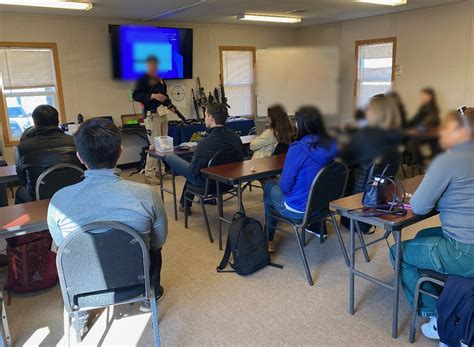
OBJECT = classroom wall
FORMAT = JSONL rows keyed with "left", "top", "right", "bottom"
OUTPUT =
{"left": 0, "top": 12, "right": 297, "bottom": 161}
{"left": 297, "top": 1, "right": 474, "bottom": 122}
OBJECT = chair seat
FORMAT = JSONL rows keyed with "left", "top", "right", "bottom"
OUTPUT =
{"left": 270, "top": 207, "right": 303, "bottom": 224}
{"left": 420, "top": 269, "right": 448, "bottom": 282}
{"left": 75, "top": 284, "right": 145, "bottom": 308}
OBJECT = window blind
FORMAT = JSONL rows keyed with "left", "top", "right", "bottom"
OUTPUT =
{"left": 0, "top": 48, "right": 56, "bottom": 89}
{"left": 222, "top": 50, "right": 254, "bottom": 117}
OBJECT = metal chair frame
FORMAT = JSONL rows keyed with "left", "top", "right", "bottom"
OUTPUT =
{"left": 35, "top": 163, "right": 84, "bottom": 201}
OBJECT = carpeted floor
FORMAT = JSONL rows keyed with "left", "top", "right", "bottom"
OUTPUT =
{"left": 2, "top": 170, "right": 439, "bottom": 346}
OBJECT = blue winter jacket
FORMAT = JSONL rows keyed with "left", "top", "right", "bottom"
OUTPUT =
{"left": 280, "top": 135, "right": 338, "bottom": 212}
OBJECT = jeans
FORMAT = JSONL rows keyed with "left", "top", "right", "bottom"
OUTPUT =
{"left": 166, "top": 154, "right": 204, "bottom": 208}
{"left": 390, "top": 227, "right": 474, "bottom": 316}
{"left": 263, "top": 180, "right": 304, "bottom": 241}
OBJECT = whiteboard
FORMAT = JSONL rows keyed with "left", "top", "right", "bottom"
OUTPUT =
{"left": 255, "top": 46, "right": 339, "bottom": 117}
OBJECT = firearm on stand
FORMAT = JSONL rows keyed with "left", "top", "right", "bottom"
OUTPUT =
{"left": 191, "top": 88, "right": 202, "bottom": 121}
{"left": 196, "top": 77, "right": 208, "bottom": 115}
{"left": 219, "top": 73, "right": 230, "bottom": 109}
{"left": 213, "top": 87, "right": 220, "bottom": 103}
{"left": 208, "top": 92, "right": 214, "bottom": 104}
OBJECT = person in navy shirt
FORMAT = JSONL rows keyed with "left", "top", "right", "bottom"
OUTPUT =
{"left": 263, "top": 107, "right": 338, "bottom": 252}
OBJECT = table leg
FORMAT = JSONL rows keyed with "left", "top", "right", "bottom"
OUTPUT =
{"left": 157, "top": 159, "right": 164, "bottom": 202}
{"left": 217, "top": 181, "right": 223, "bottom": 250}
{"left": 171, "top": 170, "right": 178, "bottom": 221}
{"left": 392, "top": 229, "right": 402, "bottom": 338}
{"left": 0, "top": 291, "right": 11, "bottom": 347}
{"left": 349, "top": 218, "right": 356, "bottom": 315}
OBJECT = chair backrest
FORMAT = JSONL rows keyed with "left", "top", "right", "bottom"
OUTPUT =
{"left": 273, "top": 142, "right": 289, "bottom": 155}
{"left": 57, "top": 221, "right": 150, "bottom": 312}
{"left": 248, "top": 127, "right": 257, "bottom": 136}
{"left": 204, "top": 147, "right": 244, "bottom": 195}
{"left": 35, "top": 163, "right": 84, "bottom": 201}
{"left": 303, "top": 161, "right": 349, "bottom": 224}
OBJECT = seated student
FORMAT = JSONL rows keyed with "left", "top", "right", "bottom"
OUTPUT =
{"left": 390, "top": 109, "right": 474, "bottom": 341}
{"left": 165, "top": 103, "right": 243, "bottom": 213}
{"left": 15, "top": 105, "right": 81, "bottom": 203}
{"left": 263, "top": 107, "right": 338, "bottom": 252}
{"left": 47, "top": 118, "right": 168, "bottom": 332}
{"left": 250, "top": 105, "right": 293, "bottom": 159}
{"left": 406, "top": 87, "right": 440, "bottom": 129}
{"left": 340, "top": 96, "right": 402, "bottom": 232}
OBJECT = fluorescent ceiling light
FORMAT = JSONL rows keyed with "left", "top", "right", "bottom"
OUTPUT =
{"left": 237, "top": 14, "right": 301, "bottom": 24}
{"left": 0, "top": 0, "right": 92, "bottom": 10}
{"left": 358, "top": 0, "right": 407, "bottom": 5}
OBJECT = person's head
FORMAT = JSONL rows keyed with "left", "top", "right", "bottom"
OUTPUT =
{"left": 365, "top": 96, "right": 401, "bottom": 129}
{"left": 204, "top": 103, "right": 228, "bottom": 128}
{"left": 32, "top": 105, "right": 59, "bottom": 127}
{"left": 74, "top": 118, "right": 122, "bottom": 169}
{"left": 420, "top": 87, "right": 437, "bottom": 108}
{"left": 295, "top": 106, "right": 331, "bottom": 146}
{"left": 267, "top": 105, "right": 293, "bottom": 145}
{"left": 439, "top": 108, "right": 474, "bottom": 150}
{"left": 146, "top": 55, "right": 159, "bottom": 76}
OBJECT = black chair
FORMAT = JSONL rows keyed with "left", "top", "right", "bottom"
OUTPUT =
{"left": 409, "top": 269, "right": 447, "bottom": 343}
{"left": 57, "top": 221, "right": 160, "bottom": 345}
{"left": 248, "top": 127, "right": 257, "bottom": 136}
{"left": 273, "top": 142, "right": 289, "bottom": 155}
{"left": 267, "top": 161, "right": 350, "bottom": 286}
{"left": 184, "top": 148, "right": 244, "bottom": 244}
{"left": 35, "top": 163, "right": 84, "bottom": 201}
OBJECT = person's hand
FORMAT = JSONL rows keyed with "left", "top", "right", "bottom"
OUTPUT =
{"left": 151, "top": 93, "right": 167, "bottom": 102}
{"left": 169, "top": 106, "right": 177, "bottom": 113}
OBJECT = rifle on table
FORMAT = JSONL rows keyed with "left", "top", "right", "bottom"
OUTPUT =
{"left": 219, "top": 73, "right": 230, "bottom": 108}
{"left": 208, "top": 92, "right": 214, "bottom": 104}
{"left": 213, "top": 87, "right": 220, "bottom": 103}
{"left": 191, "top": 89, "right": 201, "bottom": 121}
{"left": 197, "top": 77, "right": 208, "bottom": 115}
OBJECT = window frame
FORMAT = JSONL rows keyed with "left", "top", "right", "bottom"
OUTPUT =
{"left": 219, "top": 46, "right": 256, "bottom": 118}
{"left": 354, "top": 37, "right": 397, "bottom": 103}
{"left": 0, "top": 42, "right": 66, "bottom": 147}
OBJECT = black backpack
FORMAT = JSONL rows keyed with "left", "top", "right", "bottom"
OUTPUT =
{"left": 217, "top": 213, "right": 282, "bottom": 275}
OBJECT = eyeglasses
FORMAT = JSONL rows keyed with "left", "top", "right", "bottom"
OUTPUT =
{"left": 457, "top": 105, "right": 471, "bottom": 129}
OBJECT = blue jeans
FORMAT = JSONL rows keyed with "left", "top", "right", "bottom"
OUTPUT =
{"left": 390, "top": 227, "right": 474, "bottom": 316}
{"left": 263, "top": 180, "right": 304, "bottom": 241}
{"left": 165, "top": 154, "right": 204, "bottom": 208}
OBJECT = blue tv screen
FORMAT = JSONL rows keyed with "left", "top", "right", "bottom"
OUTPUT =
{"left": 110, "top": 25, "right": 193, "bottom": 80}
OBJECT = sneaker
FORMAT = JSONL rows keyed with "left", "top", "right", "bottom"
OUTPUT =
{"left": 145, "top": 176, "right": 160, "bottom": 185}
{"left": 139, "top": 286, "right": 165, "bottom": 312}
{"left": 178, "top": 205, "right": 192, "bottom": 216}
{"left": 304, "top": 228, "right": 327, "bottom": 240}
{"left": 421, "top": 316, "right": 440, "bottom": 340}
{"left": 268, "top": 240, "right": 276, "bottom": 253}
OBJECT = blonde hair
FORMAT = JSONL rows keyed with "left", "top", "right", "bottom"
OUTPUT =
{"left": 367, "top": 96, "right": 401, "bottom": 129}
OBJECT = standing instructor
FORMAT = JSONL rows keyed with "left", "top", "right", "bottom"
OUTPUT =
{"left": 133, "top": 55, "right": 169, "bottom": 185}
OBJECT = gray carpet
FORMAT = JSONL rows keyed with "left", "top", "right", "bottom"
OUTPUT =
{"left": 2, "top": 171, "right": 438, "bottom": 346}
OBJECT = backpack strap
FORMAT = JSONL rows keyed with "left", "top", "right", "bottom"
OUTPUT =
{"left": 216, "top": 235, "right": 235, "bottom": 273}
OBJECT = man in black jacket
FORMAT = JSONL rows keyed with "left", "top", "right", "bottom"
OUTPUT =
{"left": 15, "top": 105, "right": 81, "bottom": 203}
{"left": 165, "top": 103, "right": 243, "bottom": 212}
{"left": 132, "top": 55, "right": 170, "bottom": 185}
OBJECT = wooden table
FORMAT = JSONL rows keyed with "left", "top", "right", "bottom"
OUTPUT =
{"left": 0, "top": 199, "right": 50, "bottom": 347}
{"left": 329, "top": 175, "right": 438, "bottom": 338}
{"left": 201, "top": 154, "right": 286, "bottom": 249}
{"left": 0, "top": 166, "right": 18, "bottom": 184}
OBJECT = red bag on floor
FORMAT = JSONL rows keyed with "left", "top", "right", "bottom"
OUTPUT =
{"left": 5, "top": 232, "right": 58, "bottom": 296}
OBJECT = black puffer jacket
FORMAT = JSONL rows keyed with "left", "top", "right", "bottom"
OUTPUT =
{"left": 15, "top": 126, "right": 81, "bottom": 199}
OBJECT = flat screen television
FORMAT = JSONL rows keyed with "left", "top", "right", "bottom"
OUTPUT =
{"left": 110, "top": 25, "right": 193, "bottom": 80}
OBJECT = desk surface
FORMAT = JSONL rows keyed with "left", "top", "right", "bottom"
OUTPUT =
{"left": 0, "top": 199, "right": 50, "bottom": 238}
{"left": 330, "top": 175, "right": 431, "bottom": 228}
{"left": 201, "top": 154, "right": 285, "bottom": 184}
{"left": 0, "top": 165, "right": 18, "bottom": 183}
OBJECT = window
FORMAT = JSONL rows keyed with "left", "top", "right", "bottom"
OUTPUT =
{"left": 0, "top": 42, "right": 65, "bottom": 146}
{"left": 355, "top": 38, "right": 396, "bottom": 108}
{"left": 220, "top": 47, "right": 256, "bottom": 117}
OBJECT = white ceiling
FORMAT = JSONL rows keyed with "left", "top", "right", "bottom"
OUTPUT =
{"left": 0, "top": 0, "right": 466, "bottom": 27}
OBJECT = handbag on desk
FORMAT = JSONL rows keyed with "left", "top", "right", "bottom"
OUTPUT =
{"left": 354, "top": 164, "right": 407, "bottom": 217}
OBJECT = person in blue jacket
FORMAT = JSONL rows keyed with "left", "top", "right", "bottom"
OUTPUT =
{"left": 263, "top": 106, "right": 338, "bottom": 253}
